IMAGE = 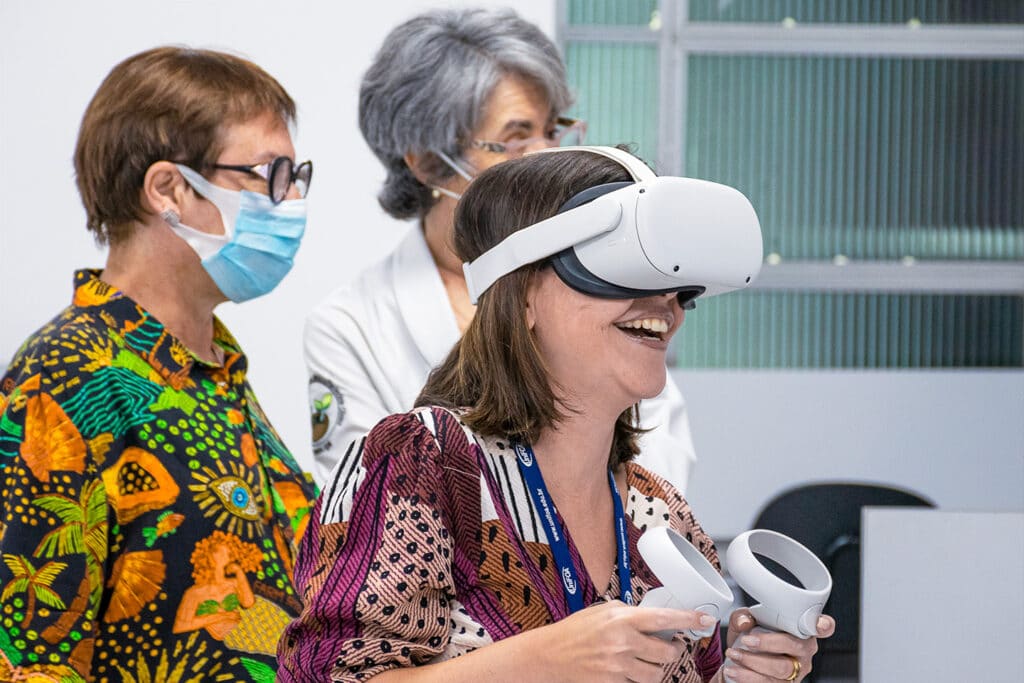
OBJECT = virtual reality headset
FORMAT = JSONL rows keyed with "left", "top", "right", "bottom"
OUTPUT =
{"left": 463, "top": 146, "right": 763, "bottom": 309}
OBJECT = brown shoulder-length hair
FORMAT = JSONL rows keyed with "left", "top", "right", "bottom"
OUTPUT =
{"left": 74, "top": 46, "right": 296, "bottom": 245}
{"left": 416, "top": 149, "right": 646, "bottom": 467}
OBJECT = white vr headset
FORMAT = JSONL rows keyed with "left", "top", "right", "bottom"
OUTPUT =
{"left": 462, "top": 146, "right": 764, "bottom": 308}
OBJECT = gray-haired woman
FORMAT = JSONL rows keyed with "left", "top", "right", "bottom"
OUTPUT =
{"left": 303, "top": 7, "right": 697, "bottom": 494}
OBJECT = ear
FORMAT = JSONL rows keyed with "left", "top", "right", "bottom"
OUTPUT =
{"left": 524, "top": 272, "right": 540, "bottom": 330}
{"left": 140, "top": 160, "right": 189, "bottom": 217}
{"left": 403, "top": 151, "right": 433, "bottom": 186}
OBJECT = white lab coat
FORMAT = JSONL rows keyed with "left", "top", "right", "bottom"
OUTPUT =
{"left": 304, "top": 226, "right": 697, "bottom": 490}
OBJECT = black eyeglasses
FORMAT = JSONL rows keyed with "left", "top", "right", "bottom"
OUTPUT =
{"left": 211, "top": 156, "right": 313, "bottom": 204}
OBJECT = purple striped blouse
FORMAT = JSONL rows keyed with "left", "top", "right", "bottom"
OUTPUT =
{"left": 278, "top": 407, "right": 723, "bottom": 682}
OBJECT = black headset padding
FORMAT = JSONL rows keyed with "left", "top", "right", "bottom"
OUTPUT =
{"left": 548, "top": 181, "right": 706, "bottom": 307}
{"left": 557, "top": 181, "right": 634, "bottom": 212}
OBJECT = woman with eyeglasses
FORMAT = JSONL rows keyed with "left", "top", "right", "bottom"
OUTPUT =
{"left": 0, "top": 46, "right": 317, "bottom": 681}
{"left": 305, "top": 7, "right": 697, "bottom": 502}
{"left": 279, "top": 148, "right": 834, "bottom": 683}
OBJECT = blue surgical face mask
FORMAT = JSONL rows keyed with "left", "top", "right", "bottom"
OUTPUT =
{"left": 165, "top": 164, "right": 307, "bottom": 302}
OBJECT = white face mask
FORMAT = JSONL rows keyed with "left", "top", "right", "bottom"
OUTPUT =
{"left": 429, "top": 149, "right": 476, "bottom": 201}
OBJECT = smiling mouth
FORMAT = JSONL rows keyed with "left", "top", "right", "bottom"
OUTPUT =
{"left": 614, "top": 318, "right": 669, "bottom": 342}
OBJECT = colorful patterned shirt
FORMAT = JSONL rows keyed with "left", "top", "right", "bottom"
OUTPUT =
{"left": 0, "top": 270, "right": 318, "bottom": 683}
{"left": 278, "top": 407, "right": 722, "bottom": 683}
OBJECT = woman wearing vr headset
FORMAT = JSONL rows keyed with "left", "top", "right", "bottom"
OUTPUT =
{"left": 279, "top": 148, "right": 832, "bottom": 683}
{"left": 303, "top": 7, "right": 697, "bottom": 499}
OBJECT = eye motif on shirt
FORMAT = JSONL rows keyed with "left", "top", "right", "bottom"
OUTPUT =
{"left": 191, "top": 458, "right": 265, "bottom": 538}
{"left": 212, "top": 476, "right": 260, "bottom": 521}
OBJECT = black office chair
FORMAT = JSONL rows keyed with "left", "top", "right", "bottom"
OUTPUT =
{"left": 741, "top": 482, "right": 933, "bottom": 681}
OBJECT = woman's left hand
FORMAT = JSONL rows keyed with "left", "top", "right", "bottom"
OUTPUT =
{"left": 718, "top": 608, "right": 836, "bottom": 682}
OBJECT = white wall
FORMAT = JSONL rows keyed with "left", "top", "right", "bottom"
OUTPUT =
{"left": 679, "top": 369, "right": 1024, "bottom": 539}
{"left": 0, "top": 0, "right": 555, "bottom": 476}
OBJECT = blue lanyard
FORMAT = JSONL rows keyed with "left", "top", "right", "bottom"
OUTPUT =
{"left": 513, "top": 441, "right": 633, "bottom": 613}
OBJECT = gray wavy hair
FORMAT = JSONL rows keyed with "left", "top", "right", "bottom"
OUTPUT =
{"left": 359, "top": 7, "right": 573, "bottom": 219}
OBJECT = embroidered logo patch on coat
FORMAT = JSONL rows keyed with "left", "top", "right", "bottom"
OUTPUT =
{"left": 309, "top": 375, "right": 344, "bottom": 454}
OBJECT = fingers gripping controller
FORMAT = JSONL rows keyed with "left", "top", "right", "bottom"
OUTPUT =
{"left": 636, "top": 526, "right": 832, "bottom": 662}
{"left": 723, "top": 530, "right": 833, "bottom": 683}
{"left": 727, "top": 530, "right": 832, "bottom": 638}
{"left": 637, "top": 527, "right": 734, "bottom": 640}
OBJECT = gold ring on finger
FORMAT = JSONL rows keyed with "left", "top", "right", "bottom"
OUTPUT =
{"left": 785, "top": 656, "right": 801, "bottom": 681}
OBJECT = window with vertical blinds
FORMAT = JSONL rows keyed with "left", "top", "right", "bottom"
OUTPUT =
{"left": 568, "top": 0, "right": 658, "bottom": 25}
{"left": 671, "top": 292, "right": 1021, "bottom": 368}
{"left": 686, "top": 57, "right": 1022, "bottom": 261}
{"left": 562, "top": 0, "right": 1024, "bottom": 368}
{"left": 685, "top": 0, "right": 1024, "bottom": 24}
{"left": 565, "top": 43, "right": 660, "bottom": 157}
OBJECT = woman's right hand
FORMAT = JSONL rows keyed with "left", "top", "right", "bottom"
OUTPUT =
{"left": 536, "top": 600, "right": 717, "bottom": 683}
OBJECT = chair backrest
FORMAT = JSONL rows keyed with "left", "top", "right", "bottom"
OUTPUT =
{"left": 746, "top": 482, "right": 934, "bottom": 655}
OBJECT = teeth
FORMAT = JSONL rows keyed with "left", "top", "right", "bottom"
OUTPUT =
{"left": 617, "top": 318, "right": 669, "bottom": 334}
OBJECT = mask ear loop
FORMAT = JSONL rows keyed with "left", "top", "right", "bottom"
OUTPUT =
{"left": 434, "top": 149, "right": 475, "bottom": 182}
{"left": 428, "top": 149, "right": 475, "bottom": 202}
{"left": 160, "top": 209, "right": 181, "bottom": 226}
{"left": 174, "top": 164, "right": 240, "bottom": 240}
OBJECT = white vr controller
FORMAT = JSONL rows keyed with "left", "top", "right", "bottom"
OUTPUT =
{"left": 637, "top": 527, "right": 734, "bottom": 639}
{"left": 638, "top": 528, "right": 832, "bottom": 644}
{"left": 727, "top": 530, "right": 832, "bottom": 638}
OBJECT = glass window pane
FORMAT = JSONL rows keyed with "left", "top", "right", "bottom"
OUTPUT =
{"left": 685, "top": 56, "right": 1024, "bottom": 260}
{"left": 568, "top": 0, "right": 660, "bottom": 26}
{"left": 687, "top": 0, "right": 1024, "bottom": 24}
{"left": 565, "top": 42, "right": 660, "bottom": 161}
{"left": 671, "top": 292, "right": 1024, "bottom": 368}
{"left": 561, "top": 2, "right": 1024, "bottom": 369}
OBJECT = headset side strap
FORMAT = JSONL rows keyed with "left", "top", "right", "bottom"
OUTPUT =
{"left": 463, "top": 195, "right": 623, "bottom": 303}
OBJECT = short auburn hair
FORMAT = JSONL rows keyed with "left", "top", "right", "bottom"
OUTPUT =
{"left": 416, "top": 149, "right": 646, "bottom": 467}
{"left": 74, "top": 46, "right": 296, "bottom": 245}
